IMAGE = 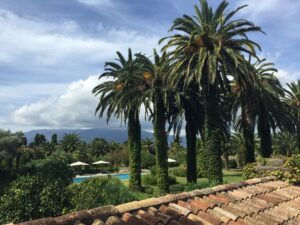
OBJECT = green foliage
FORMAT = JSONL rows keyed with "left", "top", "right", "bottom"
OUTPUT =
{"left": 142, "top": 174, "right": 177, "bottom": 186}
{"left": 141, "top": 150, "right": 155, "bottom": 169}
{"left": 169, "top": 166, "right": 186, "bottom": 177}
{"left": 68, "top": 176, "right": 139, "bottom": 211}
{"left": 184, "top": 180, "right": 220, "bottom": 192}
{"left": 0, "top": 129, "right": 25, "bottom": 170}
{"left": 0, "top": 175, "right": 68, "bottom": 224}
{"left": 60, "top": 133, "right": 82, "bottom": 153}
{"left": 169, "top": 165, "right": 204, "bottom": 178}
{"left": 142, "top": 174, "right": 157, "bottom": 186}
{"left": 21, "top": 157, "right": 73, "bottom": 186}
{"left": 33, "top": 133, "right": 47, "bottom": 147}
{"left": 243, "top": 155, "right": 300, "bottom": 184}
{"left": 228, "top": 159, "right": 238, "bottom": 169}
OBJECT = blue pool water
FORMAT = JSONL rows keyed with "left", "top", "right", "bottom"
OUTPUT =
{"left": 73, "top": 173, "right": 130, "bottom": 183}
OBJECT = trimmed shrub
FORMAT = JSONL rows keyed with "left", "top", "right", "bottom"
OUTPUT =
{"left": 68, "top": 176, "right": 139, "bottom": 211}
{"left": 0, "top": 175, "right": 68, "bottom": 224}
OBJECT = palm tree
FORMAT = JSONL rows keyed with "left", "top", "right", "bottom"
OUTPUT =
{"left": 160, "top": 0, "right": 262, "bottom": 183}
{"left": 273, "top": 131, "right": 297, "bottom": 157}
{"left": 93, "top": 49, "right": 146, "bottom": 191}
{"left": 285, "top": 80, "right": 300, "bottom": 153}
{"left": 136, "top": 50, "right": 170, "bottom": 194}
{"left": 60, "top": 133, "right": 81, "bottom": 153}
{"left": 253, "top": 60, "right": 291, "bottom": 158}
{"left": 175, "top": 82, "right": 204, "bottom": 184}
{"left": 232, "top": 77, "right": 256, "bottom": 163}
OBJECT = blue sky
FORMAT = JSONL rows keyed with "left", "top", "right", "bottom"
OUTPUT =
{"left": 0, "top": 0, "right": 299, "bottom": 132}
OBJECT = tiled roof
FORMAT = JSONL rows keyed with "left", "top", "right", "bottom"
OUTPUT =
{"left": 12, "top": 176, "right": 300, "bottom": 225}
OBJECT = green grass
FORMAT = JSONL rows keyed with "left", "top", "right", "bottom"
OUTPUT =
{"left": 123, "top": 169, "right": 244, "bottom": 195}
{"left": 169, "top": 169, "right": 243, "bottom": 193}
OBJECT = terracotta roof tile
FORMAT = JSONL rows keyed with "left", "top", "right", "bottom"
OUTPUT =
{"left": 191, "top": 197, "right": 216, "bottom": 211}
{"left": 207, "top": 209, "right": 232, "bottom": 224}
{"left": 219, "top": 204, "right": 247, "bottom": 218}
{"left": 91, "top": 219, "right": 105, "bottom": 225}
{"left": 196, "top": 210, "right": 223, "bottom": 225}
{"left": 14, "top": 176, "right": 300, "bottom": 225}
{"left": 212, "top": 207, "right": 239, "bottom": 221}
{"left": 137, "top": 210, "right": 164, "bottom": 225}
{"left": 122, "top": 213, "right": 146, "bottom": 225}
{"left": 106, "top": 216, "right": 126, "bottom": 225}
{"left": 227, "top": 219, "right": 249, "bottom": 225}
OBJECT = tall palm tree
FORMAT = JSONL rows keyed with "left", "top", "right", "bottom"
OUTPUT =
{"left": 285, "top": 80, "right": 300, "bottom": 153}
{"left": 136, "top": 50, "right": 170, "bottom": 194}
{"left": 232, "top": 77, "right": 256, "bottom": 164}
{"left": 167, "top": 78, "right": 204, "bottom": 184}
{"left": 93, "top": 49, "right": 146, "bottom": 191}
{"left": 253, "top": 60, "right": 291, "bottom": 158}
{"left": 160, "top": 0, "right": 262, "bottom": 183}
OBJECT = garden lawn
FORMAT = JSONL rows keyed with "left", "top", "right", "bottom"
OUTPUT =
{"left": 123, "top": 169, "right": 244, "bottom": 194}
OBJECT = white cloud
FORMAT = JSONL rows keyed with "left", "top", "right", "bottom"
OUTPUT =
{"left": 0, "top": 8, "right": 160, "bottom": 130}
{"left": 10, "top": 76, "right": 107, "bottom": 128}
{"left": 236, "top": 0, "right": 300, "bottom": 20}
{"left": 276, "top": 69, "right": 300, "bottom": 86}
{"left": 9, "top": 76, "right": 151, "bottom": 130}
{"left": 0, "top": 9, "right": 159, "bottom": 69}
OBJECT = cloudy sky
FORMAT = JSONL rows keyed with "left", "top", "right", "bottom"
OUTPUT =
{"left": 0, "top": 0, "right": 299, "bottom": 132}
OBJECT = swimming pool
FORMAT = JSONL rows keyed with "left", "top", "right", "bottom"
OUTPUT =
{"left": 73, "top": 173, "right": 130, "bottom": 183}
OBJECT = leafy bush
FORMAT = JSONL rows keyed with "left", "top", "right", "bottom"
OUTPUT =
{"left": 0, "top": 175, "right": 68, "bottom": 224}
{"left": 21, "top": 158, "right": 73, "bottom": 186}
{"left": 169, "top": 165, "right": 204, "bottom": 178}
{"left": 142, "top": 174, "right": 177, "bottom": 186}
{"left": 142, "top": 174, "right": 157, "bottom": 185}
{"left": 68, "top": 176, "right": 139, "bottom": 211}
{"left": 169, "top": 166, "right": 186, "bottom": 177}
{"left": 0, "top": 169, "right": 17, "bottom": 195}
{"left": 243, "top": 155, "right": 300, "bottom": 185}
{"left": 141, "top": 150, "right": 156, "bottom": 169}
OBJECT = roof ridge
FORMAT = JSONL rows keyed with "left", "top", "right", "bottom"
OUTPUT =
{"left": 11, "top": 176, "right": 277, "bottom": 225}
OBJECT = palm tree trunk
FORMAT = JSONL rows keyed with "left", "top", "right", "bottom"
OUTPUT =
{"left": 204, "top": 84, "right": 223, "bottom": 184}
{"left": 185, "top": 111, "right": 197, "bottom": 184}
{"left": 223, "top": 151, "right": 229, "bottom": 170}
{"left": 154, "top": 92, "right": 169, "bottom": 194}
{"left": 260, "top": 122, "right": 272, "bottom": 158}
{"left": 257, "top": 104, "right": 273, "bottom": 158}
{"left": 128, "top": 110, "right": 142, "bottom": 191}
{"left": 242, "top": 105, "right": 255, "bottom": 163}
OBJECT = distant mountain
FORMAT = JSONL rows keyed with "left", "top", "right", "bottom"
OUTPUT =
{"left": 24, "top": 128, "right": 155, "bottom": 143}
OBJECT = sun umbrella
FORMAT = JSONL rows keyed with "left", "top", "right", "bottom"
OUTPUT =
{"left": 167, "top": 158, "right": 177, "bottom": 163}
{"left": 92, "top": 160, "right": 111, "bottom": 165}
{"left": 70, "top": 161, "right": 89, "bottom": 166}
